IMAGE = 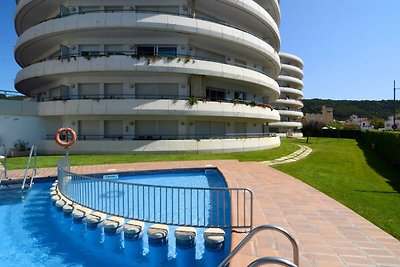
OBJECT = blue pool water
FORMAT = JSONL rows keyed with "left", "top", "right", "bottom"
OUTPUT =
{"left": 0, "top": 169, "right": 231, "bottom": 266}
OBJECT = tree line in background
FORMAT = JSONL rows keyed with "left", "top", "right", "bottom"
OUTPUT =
{"left": 303, "top": 99, "right": 400, "bottom": 121}
{"left": 0, "top": 94, "right": 25, "bottom": 101}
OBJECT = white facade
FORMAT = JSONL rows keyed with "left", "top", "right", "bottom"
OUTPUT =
{"left": 269, "top": 52, "right": 304, "bottom": 137}
{"left": 348, "top": 114, "right": 373, "bottom": 130}
{"left": 12, "top": 0, "right": 284, "bottom": 154}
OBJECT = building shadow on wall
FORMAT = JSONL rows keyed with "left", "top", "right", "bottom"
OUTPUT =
{"left": 356, "top": 140, "right": 400, "bottom": 194}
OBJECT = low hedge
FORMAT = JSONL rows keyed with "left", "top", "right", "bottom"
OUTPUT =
{"left": 301, "top": 129, "right": 362, "bottom": 139}
{"left": 361, "top": 130, "right": 400, "bottom": 167}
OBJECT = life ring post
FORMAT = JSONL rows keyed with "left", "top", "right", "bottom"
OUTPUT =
{"left": 55, "top": 128, "right": 77, "bottom": 156}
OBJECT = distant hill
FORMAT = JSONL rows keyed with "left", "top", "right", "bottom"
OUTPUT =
{"left": 302, "top": 99, "right": 400, "bottom": 121}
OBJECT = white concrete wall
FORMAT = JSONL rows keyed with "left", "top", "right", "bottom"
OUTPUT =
{"left": 39, "top": 136, "right": 281, "bottom": 154}
{"left": 0, "top": 116, "right": 53, "bottom": 152}
{"left": 0, "top": 100, "right": 55, "bottom": 152}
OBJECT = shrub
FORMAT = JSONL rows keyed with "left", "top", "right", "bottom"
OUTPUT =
{"left": 14, "top": 139, "right": 29, "bottom": 151}
{"left": 361, "top": 130, "right": 400, "bottom": 167}
{"left": 187, "top": 96, "right": 199, "bottom": 106}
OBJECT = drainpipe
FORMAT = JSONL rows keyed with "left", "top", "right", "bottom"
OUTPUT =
{"left": 190, "top": 0, "right": 196, "bottom": 18}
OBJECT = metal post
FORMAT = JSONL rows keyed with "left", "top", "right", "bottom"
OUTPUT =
{"left": 394, "top": 81, "right": 396, "bottom": 130}
{"left": 393, "top": 81, "right": 400, "bottom": 130}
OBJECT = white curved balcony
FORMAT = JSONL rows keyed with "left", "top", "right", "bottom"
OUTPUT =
{"left": 15, "top": 56, "right": 280, "bottom": 101}
{"left": 277, "top": 110, "right": 304, "bottom": 118}
{"left": 15, "top": 12, "right": 280, "bottom": 77}
{"left": 36, "top": 99, "right": 281, "bottom": 121}
{"left": 254, "top": 0, "right": 281, "bottom": 26}
{"left": 16, "top": 1, "right": 281, "bottom": 52}
{"left": 279, "top": 87, "right": 304, "bottom": 98}
{"left": 281, "top": 63, "right": 303, "bottom": 80}
{"left": 268, "top": 121, "right": 302, "bottom": 128}
{"left": 197, "top": 0, "right": 280, "bottom": 50}
{"left": 279, "top": 52, "right": 304, "bottom": 69}
{"left": 15, "top": 0, "right": 61, "bottom": 35}
{"left": 277, "top": 75, "right": 304, "bottom": 90}
{"left": 273, "top": 99, "right": 304, "bottom": 108}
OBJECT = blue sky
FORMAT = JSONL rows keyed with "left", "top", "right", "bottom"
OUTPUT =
{"left": 1, "top": 1, "right": 400, "bottom": 100}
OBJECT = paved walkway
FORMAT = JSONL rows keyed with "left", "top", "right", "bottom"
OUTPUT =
{"left": 6, "top": 160, "right": 400, "bottom": 266}
{"left": 264, "top": 145, "right": 312, "bottom": 166}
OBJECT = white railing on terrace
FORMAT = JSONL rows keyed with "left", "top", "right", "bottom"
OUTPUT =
{"left": 57, "top": 157, "right": 253, "bottom": 229}
{"left": 0, "top": 145, "right": 7, "bottom": 185}
{"left": 21, "top": 144, "right": 37, "bottom": 189}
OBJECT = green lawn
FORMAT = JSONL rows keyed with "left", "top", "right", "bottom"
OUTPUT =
{"left": 7, "top": 138, "right": 298, "bottom": 170}
{"left": 274, "top": 138, "right": 400, "bottom": 239}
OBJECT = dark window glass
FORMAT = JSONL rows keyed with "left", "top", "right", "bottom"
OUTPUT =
{"left": 137, "top": 46, "right": 155, "bottom": 56}
{"left": 234, "top": 92, "right": 246, "bottom": 100}
{"left": 206, "top": 89, "right": 226, "bottom": 101}
{"left": 158, "top": 47, "right": 177, "bottom": 56}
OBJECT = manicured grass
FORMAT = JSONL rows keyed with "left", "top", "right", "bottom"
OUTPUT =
{"left": 7, "top": 138, "right": 298, "bottom": 170}
{"left": 274, "top": 138, "right": 400, "bottom": 239}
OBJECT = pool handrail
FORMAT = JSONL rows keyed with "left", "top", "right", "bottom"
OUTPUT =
{"left": 218, "top": 225, "right": 299, "bottom": 267}
{"left": 21, "top": 144, "right": 37, "bottom": 190}
{"left": 57, "top": 157, "right": 253, "bottom": 229}
{"left": 0, "top": 145, "right": 7, "bottom": 184}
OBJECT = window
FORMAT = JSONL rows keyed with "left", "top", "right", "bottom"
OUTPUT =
{"left": 137, "top": 46, "right": 155, "bottom": 56}
{"left": 79, "top": 6, "right": 100, "bottom": 13}
{"left": 78, "top": 121, "right": 100, "bottom": 140}
{"left": 104, "top": 45, "right": 124, "bottom": 55}
{"left": 235, "top": 122, "right": 246, "bottom": 134}
{"left": 79, "top": 45, "right": 101, "bottom": 57}
{"left": 136, "top": 83, "right": 179, "bottom": 99}
{"left": 194, "top": 121, "right": 225, "bottom": 137}
{"left": 206, "top": 88, "right": 226, "bottom": 101}
{"left": 137, "top": 46, "right": 177, "bottom": 56}
{"left": 104, "top": 83, "right": 123, "bottom": 99}
{"left": 136, "top": 6, "right": 179, "bottom": 14}
{"left": 104, "top": 121, "right": 123, "bottom": 139}
{"left": 78, "top": 83, "right": 99, "bottom": 98}
{"left": 234, "top": 91, "right": 246, "bottom": 100}
{"left": 158, "top": 46, "right": 177, "bottom": 56}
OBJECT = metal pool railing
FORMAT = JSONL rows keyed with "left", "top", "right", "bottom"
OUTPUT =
{"left": 57, "top": 157, "right": 253, "bottom": 229}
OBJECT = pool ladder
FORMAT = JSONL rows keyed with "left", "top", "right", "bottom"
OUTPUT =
{"left": 0, "top": 145, "right": 7, "bottom": 185}
{"left": 218, "top": 225, "right": 299, "bottom": 267}
{"left": 21, "top": 145, "right": 38, "bottom": 190}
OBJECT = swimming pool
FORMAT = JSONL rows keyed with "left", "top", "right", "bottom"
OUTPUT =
{"left": 0, "top": 169, "right": 232, "bottom": 266}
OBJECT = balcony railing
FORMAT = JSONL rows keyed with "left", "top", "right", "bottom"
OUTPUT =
{"left": 27, "top": 51, "right": 271, "bottom": 79}
{"left": 31, "top": 8, "right": 270, "bottom": 44}
{"left": 39, "top": 93, "right": 274, "bottom": 110}
{"left": 47, "top": 133, "right": 277, "bottom": 142}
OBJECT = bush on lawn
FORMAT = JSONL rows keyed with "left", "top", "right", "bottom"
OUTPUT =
{"left": 361, "top": 130, "right": 400, "bottom": 167}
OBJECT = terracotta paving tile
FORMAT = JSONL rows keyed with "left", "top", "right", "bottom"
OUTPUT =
{"left": 361, "top": 248, "right": 394, "bottom": 257}
{"left": 314, "top": 259, "right": 346, "bottom": 267}
{"left": 346, "top": 264, "right": 377, "bottom": 267}
{"left": 334, "top": 247, "right": 366, "bottom": 257}
{"left": 328, "top": 240, "right": 355, "bottom": 249}
{"left": 8, "top": 160, "right": 400, "bottom": 266}
{"left": 369, "top": 255, "right": 400, "bottom": 266}
{"left": 340, "top": 255, "right": 377, "bottom": 265}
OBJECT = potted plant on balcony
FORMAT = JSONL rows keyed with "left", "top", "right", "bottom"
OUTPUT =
{"left": 10, "top": 139, "right": 30, "bottom": 157}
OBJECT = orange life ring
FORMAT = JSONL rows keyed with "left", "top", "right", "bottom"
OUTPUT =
{"left": 55, "top": 128, "right": 77, "bottom": 148}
